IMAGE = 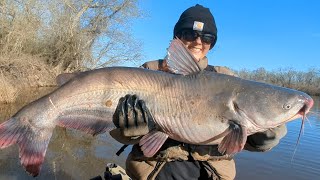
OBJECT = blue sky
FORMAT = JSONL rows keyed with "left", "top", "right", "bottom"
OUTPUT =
{"left": 129, "top": 0, "right": 319, "bottom": 72}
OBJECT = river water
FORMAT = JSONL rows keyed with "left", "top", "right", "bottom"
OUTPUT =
{"left": 0, "top": 89, "right": 319, "bottom": 180}
{"left": 235, "top": 96, "right": 320, "bottom": 180}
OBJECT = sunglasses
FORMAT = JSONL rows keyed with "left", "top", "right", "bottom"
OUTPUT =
{"left": 179, "top": 30, "right": 216, "bottom": 44}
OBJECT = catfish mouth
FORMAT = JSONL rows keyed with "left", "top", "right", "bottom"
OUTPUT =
{"left": 241, "top": 97, "right": 314, "bottom": 131}
{"left": 288, "top": 99, "right": 314, "bottom": 122}
{"left": 270, "top": 97, "right": 314, "bottom": 128}
{"left": 286, "top": 99, "right": 313, "bottom": 122}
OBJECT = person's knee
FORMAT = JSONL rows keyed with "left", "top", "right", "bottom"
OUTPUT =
{"left": 126, "top": 153, "right": 159, "bottom": 180}
{"left": 207, "top": 159, "right": 236, "bottom": 180}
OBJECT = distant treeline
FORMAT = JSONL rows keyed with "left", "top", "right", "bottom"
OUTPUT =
{"left": 236, "top": 67, "right": 320, "bottom": 96}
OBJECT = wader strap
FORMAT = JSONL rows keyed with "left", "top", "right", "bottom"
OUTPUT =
{"left": 204, "top": 65, "right": 218, "bottom": 72}
{"left": 147, "top": 161, "right": 165, "bottom": 180}
{"left": 158, "top": 59, "right": 165, "bottom": 70}
{"left": 116, "top": 145, "right": 129, "bottom": 156}
{"left": 201, "top": 161, "right": 221, "bottom": 180}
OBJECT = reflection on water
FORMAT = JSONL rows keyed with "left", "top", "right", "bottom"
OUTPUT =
{"left": 0, "top": 89, "right": 319, "bottom": 179}
{"left": 235, "top": 96, "right": 320, "bottom": 180}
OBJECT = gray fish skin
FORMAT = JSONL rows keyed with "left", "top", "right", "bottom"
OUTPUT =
{"left": 0, "top": 67, "right": 313, "bottom": 176}
{"left": 0, "top": 40, "right": 314, "bottom": 176}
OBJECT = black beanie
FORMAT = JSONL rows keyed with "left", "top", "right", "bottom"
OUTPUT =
{"left": 173, "top": 4, "right": 217, "bottom": 48}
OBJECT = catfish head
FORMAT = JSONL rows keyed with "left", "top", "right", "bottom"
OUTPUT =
{"left": 230, "top": 78, "right": 314, "bottom": 134}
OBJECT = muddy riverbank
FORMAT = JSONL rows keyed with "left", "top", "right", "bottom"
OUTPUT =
{"left": 0, "top": 56, "right": 61, "bottom": 103}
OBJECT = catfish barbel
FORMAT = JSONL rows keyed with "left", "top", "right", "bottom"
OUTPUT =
{"left": 0, "top": 39, "right": 314, "bottom": 176}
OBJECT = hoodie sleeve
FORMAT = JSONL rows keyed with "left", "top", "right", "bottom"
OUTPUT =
{"left": 140, "top": 59, "right": 170, "bottom": 72}
{"left": 213, "top": 66, "right": 238, "bottom": 77}
{"left": 244, "top": 124, "right": 287, "bottom": 152}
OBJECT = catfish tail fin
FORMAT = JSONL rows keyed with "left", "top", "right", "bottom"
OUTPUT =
{"left": 0, "top": 117, "right": 53, "bottom": 177}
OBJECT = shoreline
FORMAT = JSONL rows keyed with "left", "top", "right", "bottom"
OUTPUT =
{"left": 0, "top": 56, "right": 59, "bottom": 103}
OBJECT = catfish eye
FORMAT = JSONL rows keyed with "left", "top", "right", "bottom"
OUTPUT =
{"left": 283, "top": 103, "right": 292, "bottom": 110}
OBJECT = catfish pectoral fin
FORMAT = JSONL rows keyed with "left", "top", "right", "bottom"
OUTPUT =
{"left": 218, "top": 122, "right": 247, "bottom": 155}
{"left": 139, "top": 130, "right": 169, "bottom": 157}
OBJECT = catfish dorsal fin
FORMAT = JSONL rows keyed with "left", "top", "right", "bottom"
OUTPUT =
{"left": 139, "top": 130, "right": 168, "bottom": 157}
{"left": 165, "top": 38, "right": 202, "bottom": 75}
{"left": 56, "top": 72, "right": 81, "bottom": 86}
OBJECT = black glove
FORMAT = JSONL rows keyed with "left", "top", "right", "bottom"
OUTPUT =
{"left": 245, "top": 124, "right": 287, "bottom": 152}
{"left": 113, "top": 94, "right": 154, "bottom": 137}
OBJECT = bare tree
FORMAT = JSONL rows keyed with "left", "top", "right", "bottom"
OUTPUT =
{"left": 0, "top": 0, "right": 144, "bottom": 72}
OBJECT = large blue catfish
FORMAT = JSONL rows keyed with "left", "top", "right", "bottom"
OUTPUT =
{"left": 0, "top": 39, "right": 313, "bottom": 176}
